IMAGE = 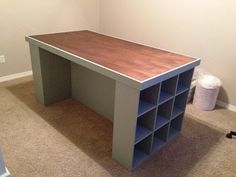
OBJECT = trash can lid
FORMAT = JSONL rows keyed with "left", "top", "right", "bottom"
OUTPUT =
{"left": 198, "top": 75, "right": 221, "bottom": 89}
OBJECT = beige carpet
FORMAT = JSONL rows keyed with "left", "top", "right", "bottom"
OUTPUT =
{"left": 0, "top": 76, "right": 235, "bottom": 177}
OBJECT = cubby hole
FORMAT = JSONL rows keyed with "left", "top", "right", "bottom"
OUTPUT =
{"left": 133, "top": 134, "right": 152, "bottom": 168}
{"left": 135, "top": 109, "right": 156, "bottom": 143}
{"left": 138, "top": 84, "right": 160, "bottom": 116}
{"left": 152, "top": 124, "right": 169, "bottom": 152}
{"left": 169, "top": 113, "right": 184, "bottom": 140}
{"left": 176, "top": 69, "right": 194, "bottom": 95}
{"left": 172, "top": 90, "right": 189, "bottom": 119}
{"left": 155, "top": 99, "right": 173, "bottom": 130}
{"left": 159, "top": 76, "right": 178, "bottom": 104}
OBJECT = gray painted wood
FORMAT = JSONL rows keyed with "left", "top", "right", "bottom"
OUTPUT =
{"left": 71, "top": 63, "right": 115, "bottom": 121}
{"left": 29, "top": 44, "right": 71, "bottom": 106}
{"left": 0, "top": 148, "right": 6, "bottom": 176}
{"left": 29, "top": 44, "right": 45, "bottom": 105}
{"left": 112, "top": 81, "right": 140, "bottom": 170}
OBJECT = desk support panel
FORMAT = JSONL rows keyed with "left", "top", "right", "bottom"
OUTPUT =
{"left": 29, "top": 45, "right": 71, "bottom": 105}
{"left": 71, "top": 63, "right": 115, "bottom": 121}
{"left": 112, "top": 81, "right": 139, "bottom": 170}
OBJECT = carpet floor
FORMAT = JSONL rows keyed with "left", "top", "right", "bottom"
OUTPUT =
{"left": 0, "top": 76, "right": 235, "bottom": 177}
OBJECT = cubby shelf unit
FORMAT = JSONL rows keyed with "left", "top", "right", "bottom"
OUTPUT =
{"left": 132, "top": 68, "right": 194, "bottom": 169}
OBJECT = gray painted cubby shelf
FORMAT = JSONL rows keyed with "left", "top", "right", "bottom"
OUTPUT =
{"left": 133, "top": 68, "right": 194, "bottom": 169}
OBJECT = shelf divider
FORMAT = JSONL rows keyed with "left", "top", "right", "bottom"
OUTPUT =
{"left": 176, "top": 68, "right": 194, "bottom": 95}
{"left": 133, "top": 148, "right": 149, "bottom": 169}
{"left": 133, "top": 135, "right": 152, "bottom": 169}
{"left": 176, "top": 84, "right": 189, "bottom": 95}
{"left": 159, "top": 91, "right": 173, "bottom": 104}
{"left": 168, "top": 113, "right": 184, "bottom": 140}
{"left": 135, "top": 125, "right": 152, "bottom": 143}
{"left": 152, "top": 124, "right": 168, "bottom": 152}
{"left": 152, "top": 137, "right": 166, "bottom": 151}
{"left": 138, "top": 100, "right": 156, "bottom": 116}
{"left": 136, "top": 108, "right": 156, "bottom": 143}
{"left": 168, "top": 127, "right": 180, "bottom": 140}
{"left": 155, "top": 115, "right": 169, "bottom": 130}
{"left": 159, "top": 76, "right": 178, "bottom": 105}
{"left": 172, "top": 106, "right": 184, "bottom": 119}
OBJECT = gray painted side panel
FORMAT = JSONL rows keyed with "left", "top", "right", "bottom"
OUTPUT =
{"left": 71, "top": 63, "right": 115, "bottom": 121}
{"left": 39, "top": 48, "right": 71, "bottom": 105}
{"left": 0, "top": 149, "right": 6, "bottom": 175}
{"left": 29, "top": 44, "right": 45, "bottom": 105}
{"left": 29, "top": 44, "right": 71, "bottom": 106}
{"left": 112, "top": 81, "right": 139, "bottom": 170}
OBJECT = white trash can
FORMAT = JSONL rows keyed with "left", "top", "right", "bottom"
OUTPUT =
{"left": 193, "top": 74, "right": 221, "bottom": 110}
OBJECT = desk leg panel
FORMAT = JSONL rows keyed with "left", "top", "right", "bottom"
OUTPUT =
{"left": 112, "top": 81, "right": 139, "bottom": 170}
{"left": 71, "top": 63, "right": 115, "bottom": 121}
{"left": 29, "top": 45, "right": 71, "bottom": 105}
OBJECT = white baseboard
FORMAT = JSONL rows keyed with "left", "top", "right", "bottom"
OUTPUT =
{"left": 0, "top": 168, "right": 10, "bottom": 177}
{"left": 0, "top": 70, "right": 32, "bottom": 83}
{"left": 217, "top": 100, "right": 236, "bottom": 112}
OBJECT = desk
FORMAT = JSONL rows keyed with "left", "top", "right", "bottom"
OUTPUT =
{"left": 26, "top": 31, "right": 200, "bottom": 170}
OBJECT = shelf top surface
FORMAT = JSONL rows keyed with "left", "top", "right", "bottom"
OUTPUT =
{"left": 28, "top": 30, "right": 199, "bottom": 82}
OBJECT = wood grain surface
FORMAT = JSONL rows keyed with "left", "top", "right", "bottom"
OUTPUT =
{"left": 30, "top": 30, "right": 197, "bottom": 81}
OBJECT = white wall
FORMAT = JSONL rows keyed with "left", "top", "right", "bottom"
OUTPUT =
{"left": 100, "top": 0, "right": 236, "bottom": 105}
{"left": 1, "top": 0, "right": 235, "bottom": 106}
{"left": 0, "top": 0, "right": 100, "bottom": 77}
